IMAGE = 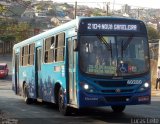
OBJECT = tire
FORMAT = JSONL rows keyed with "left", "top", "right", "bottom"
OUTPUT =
{"left": 58, "top": 87, "right": 71, "bottom": 116}
{"left": 111, "top": 105, "right": 126, "bottom": 113}
{"left": 23, "top": 84, "right": 33, "bottom": 104}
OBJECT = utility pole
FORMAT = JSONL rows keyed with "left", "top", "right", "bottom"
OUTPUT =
{"left": 74, "top": 1, "right": 77, "bottom": 19}
{"left": 106, "top": 2, "right": 109, "bottom": 16}
{"left": 112, "top": 0, "right": 115, "bottom": 15}
{"left": 137, "top": 8, "right": 143, "bottom": 19}
{"left": 137, "top": 8, "right": 140, "bottom": 19}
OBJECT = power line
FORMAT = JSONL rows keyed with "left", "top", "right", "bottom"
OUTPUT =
{"left": 53, "top": 1, "right": 157, "bottom": 9}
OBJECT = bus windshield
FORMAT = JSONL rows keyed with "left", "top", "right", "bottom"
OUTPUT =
{"left": 79, "top": 35, "right": 149, "bottom": 76}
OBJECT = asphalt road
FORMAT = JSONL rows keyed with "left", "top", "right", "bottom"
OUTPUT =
{"left": 0, "top": 78, "right": 160, "bottom": 124}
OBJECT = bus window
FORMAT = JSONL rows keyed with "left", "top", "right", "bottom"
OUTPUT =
{"left": 28, "top": 43, "right": 35, "bottom": 65}
{"left": 44, "top": 37, "right": 54, "bottom": 63}
{"left": 80, "top": 36, "right": 149, "bottom": 76}
{"left": 20, "top": 47, "right": 24, "bottom": 66}
{"left": 117, "top": 37, "right": 149, "bottom": 74}
{"left": 80, "top": 36, "right": 115, "bottom": 75}
{"left": 21, "top": 46, "right": 29, "bottom": 66}
{"left": 55, "top": 33, "right": 65, "bottom": 62}
{"left": 24, "top": 46, "right": 28, "bottom": 66}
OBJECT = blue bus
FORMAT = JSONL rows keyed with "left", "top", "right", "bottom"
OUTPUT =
{"left": 12, "top": 17, "right": 151, "bottom": 115}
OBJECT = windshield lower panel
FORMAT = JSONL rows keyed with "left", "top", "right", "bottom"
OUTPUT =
{"left": 79, "top": 35, "right": 149, "bottom": 76}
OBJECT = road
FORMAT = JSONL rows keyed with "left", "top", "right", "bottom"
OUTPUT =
{"left": 0, "top": 78, "right": 160, "bottom": 124}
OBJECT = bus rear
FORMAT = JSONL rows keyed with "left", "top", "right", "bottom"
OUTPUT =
{"left": 77, "top": 17, "right": 150, "bottom": 112}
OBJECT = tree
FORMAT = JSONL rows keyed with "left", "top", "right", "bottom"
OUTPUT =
{"left": 36, "top": 5, "right": 43, "bottom": 12}
{"left": 0, "top": 18, "right": 32, "bottom": 43}
{"left": 147, "top": 26, "right": 160, "bottom": 42}
{"left": 0, "top": 4, "right": 7, "bottom": 14}
{"left": 0, "top": 35, "right": 15, "bottom": 42}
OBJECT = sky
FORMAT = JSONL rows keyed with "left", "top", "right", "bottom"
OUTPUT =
{"left": 48, "top": 0, "right": 160, "bottom": 9}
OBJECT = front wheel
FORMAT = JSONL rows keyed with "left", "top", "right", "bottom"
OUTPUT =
{"left": 58, "top": 87, "right": 71, "bottom": 116}
{"left": 111, "top": 105, "right": 126, "bottom": 113}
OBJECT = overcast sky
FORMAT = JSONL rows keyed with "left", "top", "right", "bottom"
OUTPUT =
{"left": 49, "top": 0, "right": 160, "bottom": 9}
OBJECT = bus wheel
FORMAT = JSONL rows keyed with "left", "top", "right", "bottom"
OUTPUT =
{"left": 23, "top": 84, "right": 33, "bottom": 104}
{"left": 111, "top": 105, "right": 126, "bottom": 113}
{"left": 58, "top": 87, "right": 70, "bottom": 116}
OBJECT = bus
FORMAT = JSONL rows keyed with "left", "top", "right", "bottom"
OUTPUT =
{"left": 12, "top": 17, "right": 151, "bottom": 115}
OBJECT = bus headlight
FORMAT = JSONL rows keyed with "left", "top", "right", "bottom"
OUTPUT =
{"left": 144, "top": 82, "right": 149, "bottom": 88}
{"left": 84, "top": 84, "right": 89, "bottom": 90}
{"left": 137, "top": 82, "right": 150, "bottom": 92}
{"left": 80, "top": 82, "right": 97, "bottom": 93}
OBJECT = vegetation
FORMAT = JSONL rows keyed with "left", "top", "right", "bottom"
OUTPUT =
{"left": 0, "top": 35, "right": 15, "bottom": 42}
{"left": 0, "top": 18, "right": 32, "bottom": 43}
{"left": 147, "top": 26, "right": 160, "bottom": 42}
{"left": 0, "top": 4, "right": 7, "bottom": 14}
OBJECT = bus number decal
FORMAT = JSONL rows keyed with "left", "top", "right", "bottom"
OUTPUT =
{"left": 127, "top": 80, "right": 142, "bottom": 85}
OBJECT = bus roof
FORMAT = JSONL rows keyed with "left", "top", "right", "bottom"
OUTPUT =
{"left": 79, "top": 16, "right": 141, "bottom": 21}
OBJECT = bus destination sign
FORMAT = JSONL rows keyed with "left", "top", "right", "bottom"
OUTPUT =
{"left": 87, "top": 23, "right": 138, "bottom": 31}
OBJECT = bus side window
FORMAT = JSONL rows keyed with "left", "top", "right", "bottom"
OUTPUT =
{"left": 20, "top": 46, "right": 29, "bottom": 66}
{"left": 44, "top": 37, "right": 54, "bottom": 63}
{"left": 28, "top": 43, "right": 35, "bottom": 65}
{"left": 55, "top": 33, "right": 65, "bottom": 62}
{"left": 20, "top": 47, "right": 25, "bottom": 66}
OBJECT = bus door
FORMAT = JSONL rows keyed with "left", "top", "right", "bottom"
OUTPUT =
{"left": 35, "top": 47, "right": 42, "bottom": 99}
{"left": 15, "top": 54, "right": 19, "bottom": 94}
{"left": 68, "top": 37, "right": 77, "bottom": 105}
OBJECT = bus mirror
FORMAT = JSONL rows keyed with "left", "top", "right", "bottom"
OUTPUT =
{"left": 74, "top": 39, "right": 78, "bottom": 52}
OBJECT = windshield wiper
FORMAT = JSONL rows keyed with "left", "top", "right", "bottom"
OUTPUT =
{"left": 96, "top": 34, "right": 113, "bottom": 58}
{"left": 122, "top": 35, "right": 133, "bottom": 50}
{"left": 97, "top": 35, "right": 111, "bottom": 50}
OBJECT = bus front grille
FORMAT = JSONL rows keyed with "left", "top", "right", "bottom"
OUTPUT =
{"left": 101, "top": 89, "right": 134, "bottom": 93}
{"left": 95, "top": 81, "right": 132, "bottom": 87}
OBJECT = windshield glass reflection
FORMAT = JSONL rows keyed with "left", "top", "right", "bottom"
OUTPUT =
{"left": 79, "top": 36, "right": 149, "bottom": 76}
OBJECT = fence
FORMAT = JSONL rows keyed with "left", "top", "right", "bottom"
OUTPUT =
{"left": 0, "top": 41, "right": 14, "bottom": 55}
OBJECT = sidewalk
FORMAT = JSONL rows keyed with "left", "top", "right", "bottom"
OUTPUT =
{"left": 152, "top": 89, "right": 160, "bottom": 96}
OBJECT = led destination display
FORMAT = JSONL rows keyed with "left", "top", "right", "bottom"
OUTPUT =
{"left": 87, "top": 23, "right": 138, "bottom": 31}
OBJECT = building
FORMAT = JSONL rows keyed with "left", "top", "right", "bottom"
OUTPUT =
{"left": 121, "top": 4, "right": 131, "bottom": 15}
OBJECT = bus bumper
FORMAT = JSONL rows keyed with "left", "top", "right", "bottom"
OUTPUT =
{"left": 78, "top": 90, "right": 151, "bottom": 108}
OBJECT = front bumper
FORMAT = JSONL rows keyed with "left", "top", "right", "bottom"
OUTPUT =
{"left": 78, "top": 90, "right": 151, "bottom": 108}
